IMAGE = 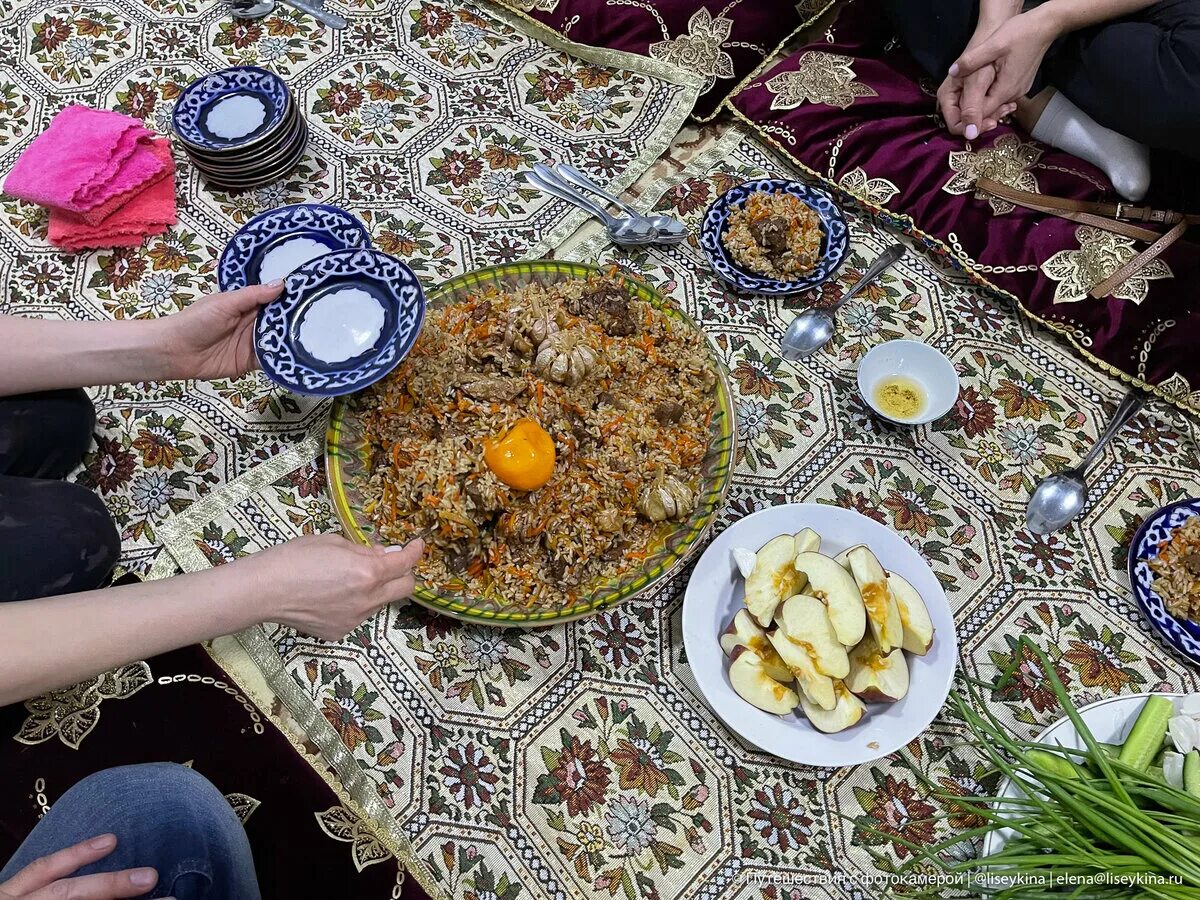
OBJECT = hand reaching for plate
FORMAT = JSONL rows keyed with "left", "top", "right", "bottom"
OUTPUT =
{"left": 156, "top": 280, "right": 284, "bottom": 381}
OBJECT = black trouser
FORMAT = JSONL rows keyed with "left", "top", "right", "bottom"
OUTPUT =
{"left": 883, "top": 0, "right": 1200, "bottom": 204}
{"left": 0, "top": 390, "right": 119, "bottom": 602}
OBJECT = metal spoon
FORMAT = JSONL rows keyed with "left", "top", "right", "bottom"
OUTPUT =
{"left": 780, "top": 243, "right": 906, "bottom": 360}
{"left": 230, "top": 0, "right": 346, "bottom": 28}
{"left": 524, "top": 169, "right": 656, "bottom": 246}
{"left": 552, "top": 163, "right": 687, "bottom": 243}
{"left": 1025, "top": 388, "right": 1145, "bottom": 534}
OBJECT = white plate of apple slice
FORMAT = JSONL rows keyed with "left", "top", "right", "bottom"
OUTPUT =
{"left": 681, "top": 502, "right": 957, "bottom": 766}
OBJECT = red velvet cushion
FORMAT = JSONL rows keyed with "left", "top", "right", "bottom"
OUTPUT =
{"left": 730, "top": 0, "right": 1200, "bottom": 414}
{"left": 498, "top": 0, "right": 833, "bottom": 119}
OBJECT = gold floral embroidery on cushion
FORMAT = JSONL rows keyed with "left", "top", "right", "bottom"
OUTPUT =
{"left": 765, "top": 51, "right": 877, "bottom": 110}
{"left": 648, "top": 8, "right": 736, "bottom": 91}
{"left": 225, "top": 792, "right": 261, "bottom": 824}
{"left": 1041, "top": 225, "right": 1173, "bottom": 304}
{"left": 838, "top": 166, "right": 899, "bottom": 205}
{"left": 943, "top": 134, "right": 1043, "bottom": 214}
{"left": 315, "top": 805, "right": 391, "bottom": 871}
{"left": 15, "top": 662, "right": 152, "bottom": 750}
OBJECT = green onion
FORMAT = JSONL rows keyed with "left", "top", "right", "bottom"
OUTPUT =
{"left": 847, "top": 637, "right": 1200, "bottom": 898}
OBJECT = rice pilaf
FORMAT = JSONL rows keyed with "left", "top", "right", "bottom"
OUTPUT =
{"left": 1148, "top": 515, "right": 1200, "bottom": 621}
{"left": 722, "top": 189, "right": 823, "bottom": 280}
{"left": 356, "top": 270, "right": 719, "bottom": 609}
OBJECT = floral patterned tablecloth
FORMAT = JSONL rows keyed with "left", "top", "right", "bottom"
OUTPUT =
{"left": 148, "top": 127, "right": 1200, "bottom": 899}
{"left": 0, "top": 0, "right": 702, "bottom": 576}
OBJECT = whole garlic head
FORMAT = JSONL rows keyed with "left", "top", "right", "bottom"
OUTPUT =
{"left": 534, "top": 330, "right": 597, "bottom": 387}
{"left": 638, "top": 472, "right": 695, "bottom": 523}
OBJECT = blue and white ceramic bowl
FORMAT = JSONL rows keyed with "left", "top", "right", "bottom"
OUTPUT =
{"left": 219, "top": 203, "right": 371, "bottom": 291}
{"left": 699, "top": 178, "right": 850, "bottom": 295}
{"left": 1130, "top": 498, "right": 1200, "bottom": 665}
{"left": 255, "top": 248, "right": 425, "bottom": 397}
{"left": 173, "top": 66, "right": 291, "bottom": 153}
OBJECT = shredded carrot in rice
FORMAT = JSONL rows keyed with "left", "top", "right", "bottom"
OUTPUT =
{"left": 353, "top": 271, "right": 719, "bottom": 609}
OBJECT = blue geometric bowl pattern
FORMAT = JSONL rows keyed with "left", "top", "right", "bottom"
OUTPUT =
{"left": 699, "top": 177, "right": 850, "bottom": 295}
{"left": 172, "top": 66, "right": 290, "bottom": 152}
{"left": 254, "top": 249, "right": 425, "bottom": 398}
{"left": 218, "top": 203, "right": 371, "bottom": 291}
{"left": 1129, "top": 498, "right": 1200, "bottom": 666}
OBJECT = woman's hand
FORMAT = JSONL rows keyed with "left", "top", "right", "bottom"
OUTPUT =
{"left": 949, "top": 7, "right": 1059, "bottom": 135}
{"left": 246, "top": 533, "right": 425, "bottom": 641}
{"left": 0, "top": 834, "right": 158, "bottom": 899}
{"left": 158, "top": 281, "right": 284, "bottom": 381}
{"left": 938, "top": 0, "right": 1021, "bottom": 138}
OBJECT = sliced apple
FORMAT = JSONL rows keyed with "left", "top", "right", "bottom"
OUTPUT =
{"left": 886, "top": 571, "right": 935, "bottom": 655}
{"left": 798, "top": 680, "right": 867, "bottom": 733}
{"left": 768, "top": 629, "right": 836, "bottom": 710}
{"left": 728, "top": 646, "right": 800, "bottom": 715}
{"left": 792, "top": 551, "right": 866, "bottom": 646}
{"left": 832, "top": 543, "right": 865, "bottom": 570}
{"left": 778, "top": 594, "right": 850, "bottom": 679}
{"left": 720, "top": 609, "right": 793, "bottom": 682}
{"left": 846, "top": 546, "right": 904, "bottom": 654}
{"left": 744, "top": 535, "right": 800, "bottom": 627}
{"left": 789, "top": 528, "right": 822, "bottom": 599}
{"left": 846, "top": 633, "right": 910, "bottom": 702}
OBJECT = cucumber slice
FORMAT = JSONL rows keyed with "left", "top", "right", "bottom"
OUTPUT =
{"left": 1185, "top": 750, "right": 1200, "bottom": 798}
{"left": 1028, "top": 749, "right": 1080, "bottom": 781}
{"left": 1120, "top": 696, "right": 1175, "bottom": 772}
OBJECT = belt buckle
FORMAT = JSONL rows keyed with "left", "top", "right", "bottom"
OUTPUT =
{"left": 1115, "top": 201, "right": 1127, "bottom": 220}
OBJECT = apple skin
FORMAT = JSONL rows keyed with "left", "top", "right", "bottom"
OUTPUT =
{"left": 767, "top": 629, "right": 836, "bottom": 710}
{"left": 720, "top": 609, "right": 793, "bottom": 683}
{"left": 778, "top": 594, "right": 850, "bottom": 679}
{"left": 798, "top": 681, "right": 866, "bottom": 733}
{"left": 886, "top": 571, "right": 935, "bottom": 655}
{"left": 832, "top": 543, "right": 865, "bottom": 570}
{"left": 792, "top": 551, "right": 867, "bottom": 647}
{"left": 846, "top": 634, "right": 910, "bottom": 703}
{"left": 728, "top": 645, "right": 800, "bottom": 715}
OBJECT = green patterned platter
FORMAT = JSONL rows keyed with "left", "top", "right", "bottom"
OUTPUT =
{"left": 326, "top": 260, "right": 737, "bottom": 627}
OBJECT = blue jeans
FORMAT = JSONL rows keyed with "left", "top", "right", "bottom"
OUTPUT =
{"left": 0, "top": 763, "right": 261, "bottom": 900}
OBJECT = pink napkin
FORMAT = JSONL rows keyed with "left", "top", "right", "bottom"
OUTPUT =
{"left": 2, "top": 105, "right": 168, "bottom": 224}
{"left": 47, "top": 138, "right": 178, "bottom": 251}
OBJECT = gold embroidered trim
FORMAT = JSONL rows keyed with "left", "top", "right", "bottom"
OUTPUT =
{"left": 713, "top": 0, "right": 841, "bottom": 122}
{"left": 727, "top": 106, "right": 1200, "bottom": 417}
{"left": 155, "top": 673, "right": 266, "bottom": 735}
{"left": 648, "top": 8, "right": 737, "bottom": 92}
{"left": 766, "top": 50, "right": 877, "bottom": 109}
{"left": 944, "top": 134, "right": 1043, "bottom": 215}
{"left": 1041, "top": 225, "right": 1173, "bottom": 305}
{"left": 15, "top": 663, "right": 152, "bottom": 750}
{"left": 316, "top": 805, "right": 393, "bottom": 872}
{"left": 838, "top": 165, "right": 899, "bottom": 205}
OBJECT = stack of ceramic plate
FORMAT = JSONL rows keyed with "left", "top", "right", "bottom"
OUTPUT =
{"left": 172, "top": 66, "right": 308, "bottom": 192}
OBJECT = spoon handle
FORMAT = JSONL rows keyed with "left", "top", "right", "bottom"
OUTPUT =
{"left": 1077, "top": 387, "right": 1145, "bottom": 475}
{"left": 554, "top": 163, "right": 638, "bottom": 216}
{"left": 829, "top": 243, "right": 906, "bottom": 312}
{"left": 276, "top": 0, "right": 346, "bottom": 27}
{"left": 525, "top": 169, "right": 616, "bottom": 227}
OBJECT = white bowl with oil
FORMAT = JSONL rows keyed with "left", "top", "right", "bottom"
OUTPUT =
{"left": 857, "top": 339, "right": 959, "bottom": 425}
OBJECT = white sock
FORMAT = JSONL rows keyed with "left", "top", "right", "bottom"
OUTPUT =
{"left": 1031, "top": 91, "right": 1151, "bottom": 201}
